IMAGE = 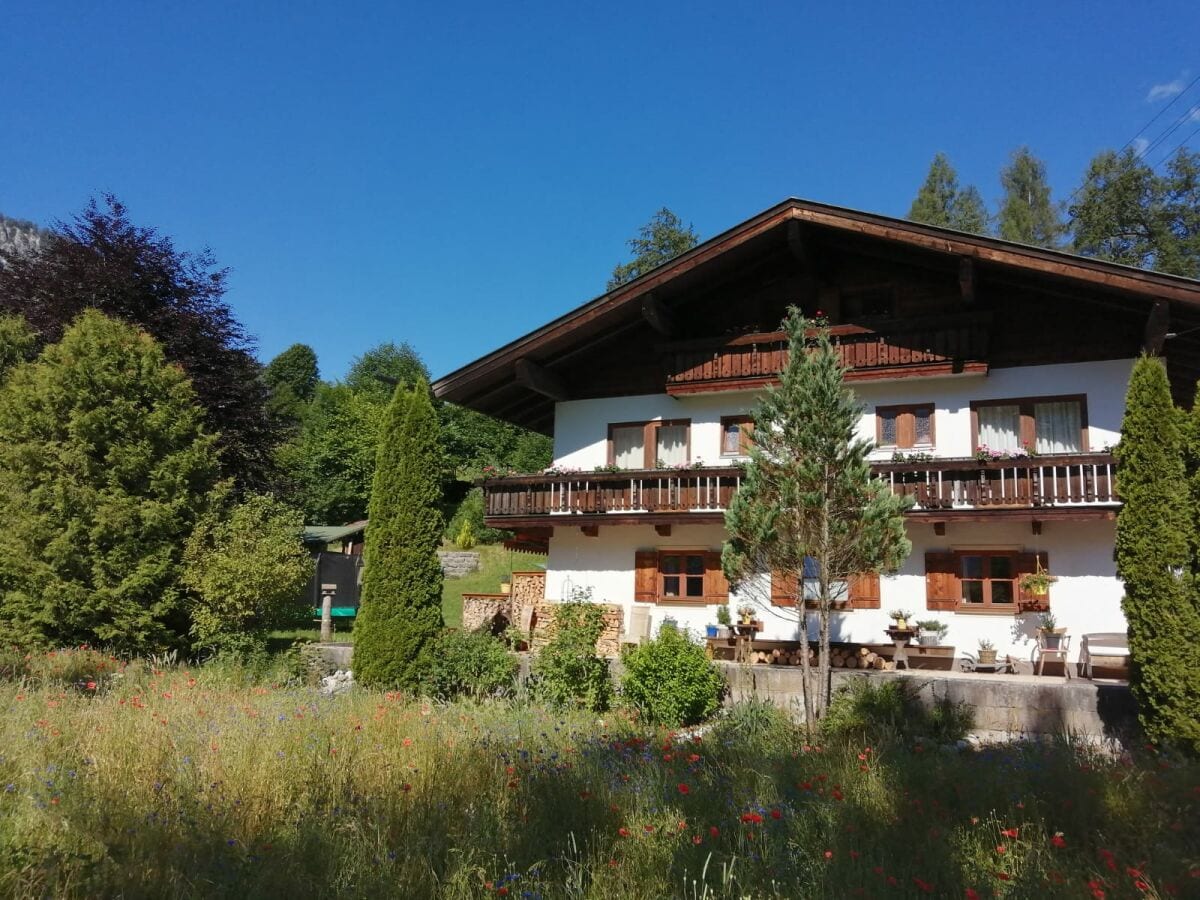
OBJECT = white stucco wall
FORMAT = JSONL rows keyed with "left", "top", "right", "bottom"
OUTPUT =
{"left": 550, "top": 359, "right": 1134, "bottom": 468}
{"left": 545, "top": 519, "right": 1121, "bottom": 663}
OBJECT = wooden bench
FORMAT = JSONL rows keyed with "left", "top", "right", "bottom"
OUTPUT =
{"left": 1080, "top": 632, "right": 1131, "bottom": 679}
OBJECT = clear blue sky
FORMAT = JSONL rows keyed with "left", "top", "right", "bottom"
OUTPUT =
{"left": 3, "top": 1, "right": 1197, "bottom": 382}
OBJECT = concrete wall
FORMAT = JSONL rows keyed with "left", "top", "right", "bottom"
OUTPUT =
{"left": 550, "top": 358, "right": 1133, "bottom": 468}
{"left": 545, "top": 518, "right": 1122, "bottom": 663}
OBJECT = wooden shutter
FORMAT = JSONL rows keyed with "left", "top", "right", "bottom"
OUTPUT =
{"left": 848, "top": 572, "right": 881, "bottom": 609}
{"left": 924, "top": 552, "right": 959, "bottom": 611}
{"left": 1015, "top": 551, "right": 1050, "bottom": 611}
{"left": 771, "top": 569, "right": 799, "bottom": 606}
{"left": 703, "top": 550, "right": 729, "bottom": 604}
{"left": 634, "top": 550, "right": 658, "bottom": 603}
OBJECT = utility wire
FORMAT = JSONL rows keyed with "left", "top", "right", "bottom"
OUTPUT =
{"left": 1141, "top": 101, "right": 1200, "bottom": 162}
{"left": 1122, "top": 73, "right": 1200, "bottom": 156}
{"left": 1152, "top": 119, "right": 1200, "bottom": 170}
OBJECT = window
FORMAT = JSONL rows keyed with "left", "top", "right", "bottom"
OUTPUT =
{"left": 876, "top": 404, "right": 934, "bottom": 449}
{"left": 771, "top": 557, "right": 849, "bottom": 605}
{"left": 659, "top": 551, "right": 706, "bottom": 600}
{"left": 958, "top": 551, "right": 1016, "bottom": 610}
{"left": 971, "top": 396, "right": 1087, "bottom": 455}
{"left": 720, "top": 416, "right": 754, "bottom": 456}
{"left": 607, "top": 420, "right": 691, "bottom": 469}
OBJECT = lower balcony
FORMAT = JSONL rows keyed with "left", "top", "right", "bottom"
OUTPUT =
{"left": 482, "top": 453, "right": 1119, "bottom": 529}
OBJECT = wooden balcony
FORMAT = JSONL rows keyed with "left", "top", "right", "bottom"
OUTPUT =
{"left": 482, "top": 453, "right": 1119, "bottom": 529}
{"left": 661, "top": 312, "right": 990, "bottom": 394}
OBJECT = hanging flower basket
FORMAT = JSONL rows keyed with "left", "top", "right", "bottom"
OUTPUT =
{"left": 1019, "top": 559, "right": 1057, "bottom": 597}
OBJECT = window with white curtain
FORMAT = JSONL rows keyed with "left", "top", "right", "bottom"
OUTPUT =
{"left": 977, "top": 404, "right": 1021, "bottom": 451}
{"left": 656, "top": 424, "right": 688, "bottom": 466}
{"left": 611, "top": 426, "right": 644, "bottom": 469}
{"left": 1034, "top": 401, "right": 1082, "bottom": 454}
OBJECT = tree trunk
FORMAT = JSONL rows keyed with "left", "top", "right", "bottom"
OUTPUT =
{"left": 798, "top": 604, "right": 815, "bottom": 740}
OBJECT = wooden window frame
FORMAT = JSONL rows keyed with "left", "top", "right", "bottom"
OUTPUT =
{"left": 657, "top": 549, "right": 708, "bottom": 603}
{"left": 607, "top": 419, "right": 691, "bottom": 469}
{"left": 875, "top": 403, "right": 935, "bottom": 450}
{"left": 955, "top": 550, "right": 1018, "bottom": 613}
{"left": 969, "top": 395, "right": 1089, "bottom": 454}
{"left": 719, "top": 415, "right": 754, "bottom": 457}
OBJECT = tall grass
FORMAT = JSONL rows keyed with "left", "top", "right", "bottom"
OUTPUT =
{"left": 0, "top": 652, "right": 1197, "bottom": 898}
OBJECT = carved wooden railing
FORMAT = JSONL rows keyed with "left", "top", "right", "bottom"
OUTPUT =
{"left": 661, "top": 312, "right": 990, "bottom": 391}
{"left": 482, "top": 453, "right": 1118, "bottom": 519}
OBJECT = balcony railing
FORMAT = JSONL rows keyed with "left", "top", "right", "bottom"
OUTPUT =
{"left": 482, "top": 453, "right": 1118, "bottom": 520}
{"left": 661, "top": 313, "right": 990, "bottom": 393}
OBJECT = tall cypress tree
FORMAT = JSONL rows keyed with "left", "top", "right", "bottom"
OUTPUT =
{"left": 353, "top": 380, "right": 445, "bottom": 690}
{"left": 1115, "top": 356, "right": 1200, "bottom": 750}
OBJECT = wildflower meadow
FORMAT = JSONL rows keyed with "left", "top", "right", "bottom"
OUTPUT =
{"left": 1, "top": 650, "right": 1198, "bottom": 899}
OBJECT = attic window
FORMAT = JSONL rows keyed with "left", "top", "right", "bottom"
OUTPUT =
{"left": 841, "top": 286, "right": 895, "bottom": 319}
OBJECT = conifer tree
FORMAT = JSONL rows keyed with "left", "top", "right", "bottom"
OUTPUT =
{"left": 997, "top": 147, "right": 1064, "bottom": 248}
{"left": 908, "top": 153, "right": 989, "bottom": 235}
{"left": 722, "top": 308, "right": 911, "bottom": 732}
{"left": 353, "top": 380, "right": 445, "bottom": 689}
{"left": 0, "top": 310, "right": 221, "bottom": 651}
{"left": 1115, "top": 356, "right": 1200, "bottom": 751}
{"left": 608, "top": 208, "right": 699, "bottom": 289}
{"left": 951, "top": 186, "right": 990, "bottom": 235}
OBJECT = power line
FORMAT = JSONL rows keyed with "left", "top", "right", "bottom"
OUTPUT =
{"left": 1152, "top": 118, "right": 1200, "bottom": 170}
{"left": 1141, "top": 101, "right": 1200, "bottom": 162}
{"left": 1121, "top": 73, "right": 1200, "bottom": 156}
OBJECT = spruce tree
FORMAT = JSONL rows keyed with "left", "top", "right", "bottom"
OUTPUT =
{"left": 723, "top": 308, "right": 911, "bottom": 732}
{"left": 908, "top": 153, "right": 960, "bottom": 228}
{"left": 0, "top": 310, "right": 221, "bottom": 651}
{"left": 608, "top": 208, "right": 699, "bottom": 289}
{"left": 353, "top": 380, "right": 445, "bottom": 689}
{"left": 1115, "top": 356, "right": 1200, "bottom": 751}
{"left": 997, "top": 147, "right": 1064, "bottom": 248}
{"left": 950, "top": 186, "right": 990, "bottom": 235}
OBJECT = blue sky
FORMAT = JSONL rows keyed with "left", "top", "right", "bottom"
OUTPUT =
{"left": 3, "top": 1, "right": 1198, "bottom": 382}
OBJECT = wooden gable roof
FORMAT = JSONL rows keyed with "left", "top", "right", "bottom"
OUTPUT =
{"left": 432, "top": 199, "right": 1200, "bottom": 433}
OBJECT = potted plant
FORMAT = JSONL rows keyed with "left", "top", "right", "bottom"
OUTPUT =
{"left": 915, "top": 619, "right": 949, "bottom": 647}
{"left": 737, "top": 604, "right": 756, "bottom": 626}
{"left": 1019, "top": 560, "right": 1057, "bottom": 597}
{"left": 888, "top": 609, "right": 915, "bottom": 631}
{"left": 499, "top": 575, "right": 512, "bottom": 595}
{"left": 977, "top": 638, "right": 998, "bottom": 666}
{"left": 715, "top": 604, "right": 732, "bottom": 639}
{"left": 1037, "top": 611, "right": 1067, "bottom": 650}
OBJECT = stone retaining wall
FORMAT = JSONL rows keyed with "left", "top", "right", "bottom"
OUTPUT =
{"left": 437, "top": 551, "right": 480, "bottom": 577}
{"left": 720, "top": 663, "right": 1137, "bottom": 738}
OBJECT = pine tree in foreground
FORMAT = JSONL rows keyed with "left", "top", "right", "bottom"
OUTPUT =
{"left": 353, "top": 381, "right": 445, "bottom": 690}
{"left": 1115, "top": 356, "right": 1200, "bottom": 752}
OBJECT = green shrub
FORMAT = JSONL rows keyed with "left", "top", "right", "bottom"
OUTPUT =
{"left": 531, "top": 592, "right": 611, "bottom": 711}
{"left": 455, "top": 520, "right": 476, "bottom": 550}
{"left": 709, "top": 697, "right": 796, "bottom": 753}
{"left": 421, "top": 629, "right": 518, "bottom": 700}
{"left": 620, "top": 623, "right": 724, "bottom": 726}
{"left": 445, "top": 487, "right": 509, "bottom": 545}
{"left": 822, "top": 678, "right": 973, "bottom": 745}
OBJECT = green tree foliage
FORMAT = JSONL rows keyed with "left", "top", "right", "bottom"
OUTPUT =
{"left": 353, "top": 381, "right": 445, "bottom": 690}
{"left": 723, "top": 308, "right": 911, "bottom": 731}
{"left": 997, "top": 147, "right": 1064, "bottom": 248}
{"left": 183, "top": 493, "right": 313, "bottom": 655}
{"left": 532, "top": 593, "right": 612, "bottom": 711}
{"left": 1115, "top": 356, "right": 1200, "bottom": 751}
{"left": 607, "top": 208, "right": 699, "bottom": 290}
{"left": 264, "top": 343, "right": 319, "bottom": 426}
{"left": 277, "top": 383, "right": 385, "bottom": 524}
{"left": 0, "top": 313, "right": 37, "bottom": 382}
{"left": 420, "top": 629, "right": 518, "bottom": 700}
{"left": 0, "top": 311, "right": 221, "bottom": 651}
{"left": 346, "top": 342, "right": 430, "bottom": 400}
{"left": 0, "top": 196, "right": 278, "bottom": 490}
{"left": 620, "top": 623, "right": 724, "bottom": 726}
{"left": 441, "top": 403, "right": 552, "bottom": 478}
{"left": 907, "top": 153, "right": 990, "bottom": 234}
{"left": 1069, "top": 148, "right": 1200, "bottom": 278}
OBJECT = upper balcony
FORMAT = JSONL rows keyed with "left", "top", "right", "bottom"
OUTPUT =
{"left": 482, "top": 452, "right": 1118, "bottom": 530}
{"left": 660, "top": 311, "right": 990, "bottom": 395}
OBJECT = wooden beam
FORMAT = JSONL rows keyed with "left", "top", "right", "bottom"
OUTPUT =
{"left": 580, "top": 524, "right": 599, "bottom": 537}
{"left": 933, "top": 522, "right": 946, "bottom": 536}
{"left": 1031, "top": 520, "right": 1043, "bottom": 536}
{"left": 654, "top": 524, "right": 672, "bottom": 537}
{"left": 514, "top": 358, "right": 570, "bottom": 402}
{"left": 641, "top": 292, "right": 676, "bottom": 337}
{"left": 959, "top": 257, "right": 976, "bottom": 305}
{"left": 1144, "top": 299, "right": 1170, "bottom": 355}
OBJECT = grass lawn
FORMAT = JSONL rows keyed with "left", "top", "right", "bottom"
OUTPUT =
{"left": 2, "top": 650, "right": 1199, "bottom": 898}
{"left": 440, "top": 542, "right": 547, "bottom": 627}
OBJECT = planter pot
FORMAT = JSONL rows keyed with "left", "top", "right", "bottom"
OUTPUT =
{"left": 978, "top": 649, "right": 998, "bottom": 665}
{"left": 918, "top": 631, "right": 941, "bottom": 647}
{"left": 500, "top": 583, "right": 512, "bottom": 595}
{"left": 716, "top": 626, "right": 730, "bottom": 639}
{"left": 705, "top": 625, "right": 719, "bottom": 639}
{"left": 1041, "top": 630, "right": 1066, "bottom": 651}
{"left": 891, "top": 619, "right": 908, "bottom": 631}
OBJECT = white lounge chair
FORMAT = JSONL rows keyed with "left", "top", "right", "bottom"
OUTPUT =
{"left": 1080, "top": 632, "right": 1131, "bottom": 679}
{"left": 620, "top": 605, "right": 652, "bottom": 650}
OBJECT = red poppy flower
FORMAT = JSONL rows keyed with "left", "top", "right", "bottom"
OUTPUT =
{"left": 618, "top": 827, "right": 630, "bottom": 838}
{"left": 770, "top": 809, "right": 782, "bottom": 820}
{"left": 912, "top": 877, "right": 933, "bottom": 893}
{"left": 824, "top": 850, "right": 833, "bottom": 860}
{"left": 677, "top": 783, "right": 689, "bottom": 795}
{"left": 966, "top": 889, "right": 980, "bottom": 900}
{"left": 709, "top": 826, "right": 719, "bottom": 837}
{"left": 1051, "top": 834, "right": 1066, "bottom": 848}
{"left": 692, "top": 835, "right": 702, "bottom": 845}
{"left": 1000, "top": 827, "right": 1019, "bottom": 839}
{"left": 996, "top": 845, "right": 1007, "bottom": 855}
{"left": 643, "top": 824, "right": 655, "bottom": 833}
{"left": 996, "top": 872, "right": 1011, "bottom": 881}
{"left": 740, "top": 812, "right": 763, "bottom": 824}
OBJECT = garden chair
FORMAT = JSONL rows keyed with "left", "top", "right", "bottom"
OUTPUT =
{"left": 1079, "top": 632, "right": 1131, "bottom": 679}
{"left": 620, "top": 605, "right": 652, "bottom": 651}
{"left": 1034, "top": 632, "right": 1072, "bottom": 679}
